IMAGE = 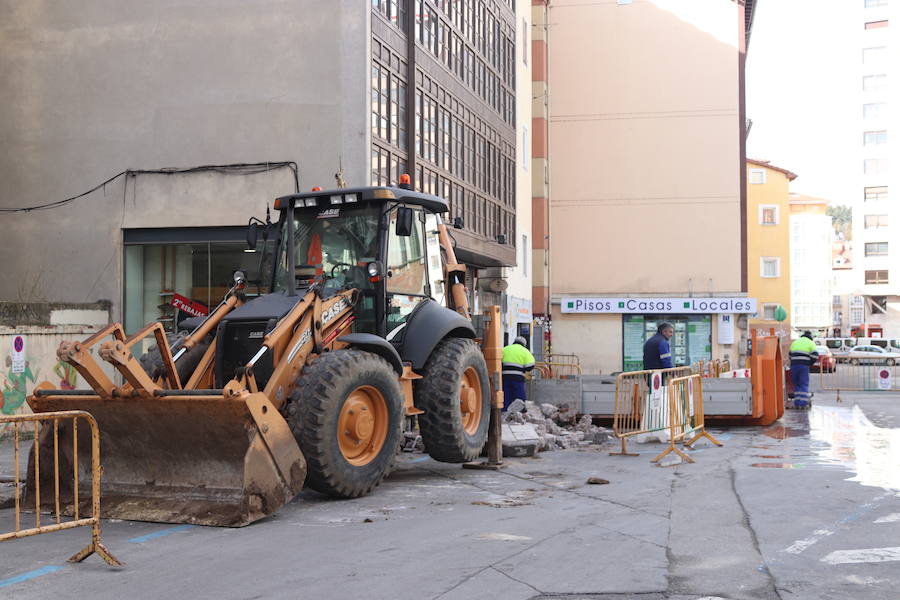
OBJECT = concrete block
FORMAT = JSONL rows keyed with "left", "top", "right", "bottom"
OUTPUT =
{"left": 502, "top": 440, "right": 539, "bottom": 457}
{"left": 502, "top": 423, "right": 541, "bottom": 442}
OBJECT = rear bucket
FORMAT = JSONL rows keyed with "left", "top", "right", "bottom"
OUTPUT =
{"left": 26, "top": 389, "right": 306, "bottom": 527}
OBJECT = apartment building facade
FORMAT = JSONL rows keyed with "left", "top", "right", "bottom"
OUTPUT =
{"left": 746, "top": 159, "right": 795, "bottom": 335}
{"left": 851, "top": 0, "right": 900, "bottom": 336}
{"left": 546, "top": 0, "right": 756, "bottom": 374}
{"left": 0, "top": 1, "right": 532, "bottom": 342}
{"left": 789, "top": 195, "right": 833, "bottom": 335}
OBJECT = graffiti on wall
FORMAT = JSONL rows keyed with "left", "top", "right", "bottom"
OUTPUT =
{"left": 2, "top": 354, "right": 35, "bottom": 415}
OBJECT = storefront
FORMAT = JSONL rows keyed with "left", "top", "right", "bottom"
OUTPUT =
{"left": 123, "top": 227, "right": 275, "bottom": 335}
{"left": 622, "top": 315, "right": 712, "bottom": 371}
{"left": 558, "top": 296, "right": 757, "bottom": 373}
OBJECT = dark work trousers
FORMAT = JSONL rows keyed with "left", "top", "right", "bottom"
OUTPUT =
{"left": 502, "top": 377, "right": 526, "bottom": 410}
{"left": 791, "top": 364, "right": 811, "bottom": 406}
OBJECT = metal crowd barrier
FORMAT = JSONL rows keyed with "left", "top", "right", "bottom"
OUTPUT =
{"left": 529, "top": 362, "right": 584, "bottom": 412}
{"left": 534, "top": 361, "right": 583, "bottom": 380}
{"left": 546, "top": 353, "right": 581, "bottom": 367}
{"left": 692, "top": 359, "right": 732, "bottom": 378}
{"left": 610, "top": 366, "right": 692, "bottom": 456}
{"left": 652, "top": 374, "right": 722, "bottom": 465}
{"left": 818, "top": 362, "right": 900, "bottom": 392}
{"left": 0, "top": 410, "right": 121, "bottom": 566}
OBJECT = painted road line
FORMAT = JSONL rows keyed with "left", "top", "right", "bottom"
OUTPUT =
{"left": 822, "top": 547, "right": 900, "bottom": 565}
{"left": 129, "top": 524, "right": 195, "bottom": 543}
{"left": 0, "top": 565, "right": 64, "bottom": 588}
{"left": 780, "top": 490, "right": 893, "bottom": 555}
{"left": 785, "top": 529, "right": 835, "bottom": 554}
{"left": 875, "top": 513, "right": 900, "bottom": 523}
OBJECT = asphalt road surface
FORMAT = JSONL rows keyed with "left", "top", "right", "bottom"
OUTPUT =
{"left": 1, "top": 388, "right": 899, "bottom": 600}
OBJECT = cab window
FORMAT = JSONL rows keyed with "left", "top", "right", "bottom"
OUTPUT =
{"left": 385, "top": 208, "right": 428, "bottom": 338}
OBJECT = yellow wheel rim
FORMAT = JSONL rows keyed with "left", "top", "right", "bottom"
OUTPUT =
{"left": 338, "top": 385, "right": 388, "bottom": 466}
{"left": 460, "top": 367, "right": 483, "bottom": 436}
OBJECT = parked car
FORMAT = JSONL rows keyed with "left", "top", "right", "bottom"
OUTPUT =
{"left": 812, "top": 345, "right": 836, "bottom": 373}
{"left": 846, "top": 345, "right": 900, "bottom": 366}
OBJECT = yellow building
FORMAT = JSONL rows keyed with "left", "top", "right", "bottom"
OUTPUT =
{"left": 747, "top": 159, "right": 796, "bottom": 335}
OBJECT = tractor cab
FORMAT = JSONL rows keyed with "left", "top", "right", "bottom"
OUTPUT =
{"left": 263, "top": 185, "right": 450, "bottom": 339}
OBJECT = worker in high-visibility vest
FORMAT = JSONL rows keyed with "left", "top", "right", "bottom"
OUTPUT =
{"left": 502, "top": 337, "right": 536, "bottom": 410}
{"left": 788, "top": 331, "right": 818, "bottom": 408}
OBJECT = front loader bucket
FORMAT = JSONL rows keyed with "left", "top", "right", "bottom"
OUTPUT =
{"left": 26, "top": 388, "right": 306, "bottom": 527}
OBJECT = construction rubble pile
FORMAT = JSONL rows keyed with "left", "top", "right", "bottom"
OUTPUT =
{"left": 500, "top": 400, "right": 610, "bottom": 457}
{"left": 400, "top": 400, "right": 610, "bottom": 458}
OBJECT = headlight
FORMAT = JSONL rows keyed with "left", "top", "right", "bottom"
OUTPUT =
{"left": 330, "top": 195, "right": 343, "bottom": 205}
{"left": 304, "top": 198, "right": 318, "bottom": 207}
{"left": 343, "top": 194, "right": 358, "bottom": 203}
{"left": 366, "top": 261, "right": 383, "bottom": 277}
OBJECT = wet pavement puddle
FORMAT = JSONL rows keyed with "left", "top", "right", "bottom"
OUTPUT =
{"left": 749, "top": 405, "right": 900, "bottom": 491}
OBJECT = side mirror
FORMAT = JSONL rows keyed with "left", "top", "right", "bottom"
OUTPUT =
{"left": 247, "top": 222, "right": 258, "bottom": 250}
{"left": 395, "top": 207, "right": 414, "bottom": 237}
{"left": 452, "top": 216, "right": 464, "bottom": 229}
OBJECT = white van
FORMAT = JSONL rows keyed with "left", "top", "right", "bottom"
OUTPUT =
{"left": 821, "top": 338, "right": 858, "bottom": 362}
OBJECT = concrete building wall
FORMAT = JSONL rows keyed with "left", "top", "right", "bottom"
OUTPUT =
{"left": 548, "top": 0, "right": 742, "bottom": 297}
{"left": 545, "top": 0, "right": 747, "bottom": 372}
{"left": 502, "top": 0, "right": 534, "bottom": 345}
{"left": 0, "top": 0, "right": 370, "bottom": 316}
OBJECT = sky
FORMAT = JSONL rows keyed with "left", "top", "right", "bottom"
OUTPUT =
{"left": 746, "top": 0, "right": 859, "bottom": 206}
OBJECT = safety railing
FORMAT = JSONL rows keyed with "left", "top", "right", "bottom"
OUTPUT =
{"left": 610, "top": 366, "right": 692, "bottom": 456}
{"left": 0, "top": 410, "right": 121, "bottom": 566}
{"left": 533, "top": 361, "right": 583, "bottom": 380}
{"left": 528, "top": 362, "right": 584, "bottom": 413}
{"left": 546, "top": 353, "right": 581, "bottom": 367}
{"left": 817, "top": 361, "right": 900, "bottom": 391}
{"left": 692, "top": 359, "right": 732, "bottom": 378}
{"left": 652, "top": 374, "right": 722, "bottom": 465}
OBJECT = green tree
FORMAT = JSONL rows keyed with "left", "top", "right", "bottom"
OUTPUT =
{"left": 827, "top": 205, "right": 852, "bottom": 240}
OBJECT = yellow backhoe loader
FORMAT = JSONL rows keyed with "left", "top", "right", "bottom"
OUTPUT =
{"left": 27, "top": 180, "right": 503, "bottom": 526}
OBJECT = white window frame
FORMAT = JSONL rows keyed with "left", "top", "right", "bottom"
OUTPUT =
{"left": 863, "top": 130, "right": 887, "bottom": 145}
{"left": 522, "top": 17, "right": 528, "bottom": 66}
{"left": 864, "top": 158, "right": 888, "bottom": 174}
{"left": 863, "top": 74, "right": 887, "bottom": 92}
{"left": 522, "top": 125, "right": 529, "bottom": 172}
{"left": 749, "top": 168, "right": 766, "bottom": 185}
{"left": 863, "top": 46, "right": 886, "bottom": 64}
{"left": 863, "top": 103, "right": 886, "bottom": 120}
{"left": 760, "top": 257, "right": 781, "bottom": 278}
{"left": 758, "top": 204, "right": 779, "bottom": 225}
{"left": 522, "top": 234, "right": 528, "bottom": 276}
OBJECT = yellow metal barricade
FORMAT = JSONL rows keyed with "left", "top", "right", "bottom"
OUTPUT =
{"left": 611, "top": 366, "right": 691, "bottom": 456}
{"left": 546, "top": 353, "right": 581, "bottom": 367}
{"left": 0, "top": 410, "right": 121, "bottom": 566}
{"left": 652, "top": 375, "right": 722, "bottom": 465}
{"left": 818, "top": 362, "right": 900, "bottom": 392}
{"left": 534, "top": 361, "right": 583, "bottom": 380}
{"left": 692, "top": 359, "right": 732, "bottom": 378}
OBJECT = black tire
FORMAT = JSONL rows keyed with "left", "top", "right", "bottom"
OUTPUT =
{"left": 285, "top": 349, "right": 404, "bottom": 498}
{"left": 139, "top": 332, "right": 211, "bottom": 385}
{"left": 887, "top": 359, "right": 896, "bottom": 366}
{"left": 851, "top": 358, "right": 860, "bottom": 366}
{"left": 414, "top": 338, "right": 490, "bottom": 463}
